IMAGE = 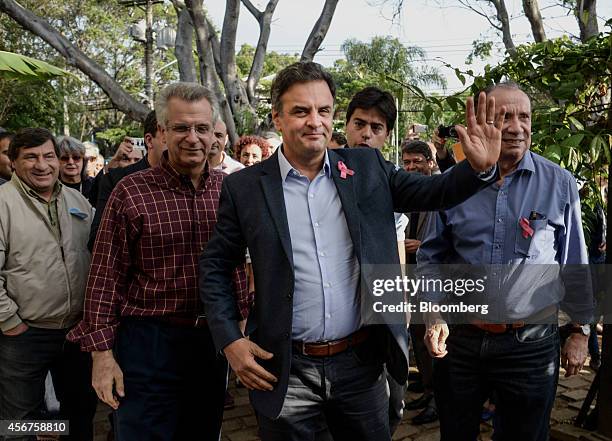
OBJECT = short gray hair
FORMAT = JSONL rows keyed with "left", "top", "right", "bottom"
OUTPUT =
{"left": 56, "top": 136, "right": 85, "bottom": 157}
{"left": 474, "top": 81, "right": 531, "bottom": 112}
{"left": 155, "top": 82, "right": 219, "bottom": 128}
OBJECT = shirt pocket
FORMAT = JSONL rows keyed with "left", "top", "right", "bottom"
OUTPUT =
{"left": 515, "top": 219, "right": 554, "bottom": 259}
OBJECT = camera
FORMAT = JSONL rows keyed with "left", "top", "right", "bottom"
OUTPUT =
{"left": 437, "top": 125, "right": 457, "bottom": 139}
{"left": 412, "top": 123, "right": 428, "bottom": 134}
{"left": 127, "top": 137, "right": 146, "bottom": 152}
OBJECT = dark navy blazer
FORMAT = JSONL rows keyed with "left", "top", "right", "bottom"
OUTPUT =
{"left": 200, "top": 147, "right": 493, "bottom": 418}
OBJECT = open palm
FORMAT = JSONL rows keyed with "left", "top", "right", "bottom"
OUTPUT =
{"left": 455, "top": 92, "right": 506, "bottom": 173}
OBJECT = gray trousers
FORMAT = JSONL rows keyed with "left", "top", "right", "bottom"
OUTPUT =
{"left": 258, "top": 347, "right": 391, "bottom": 441}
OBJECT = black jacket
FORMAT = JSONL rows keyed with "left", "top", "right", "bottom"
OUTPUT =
{"left": 87, "top": 157, "right": 150, "bottom": 251}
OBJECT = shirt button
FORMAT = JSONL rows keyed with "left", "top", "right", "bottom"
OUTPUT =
{"left": 325, "top": 282, "right": 331, "bottom": 288}
{"left": 314, "top": 222, "right": 320, "bottom": 227}
{"left": 320, "top": 251, "right": 326, "bottom": 257}
{"left": 326, "top": 314, "right": 331, "bottom": 319}
{"left": 497, "top": 218, "right": 503, "bottom": 223}
{"left": 284, "top": 332, "right": 290, "bottom": 339}
{"left": 287, "top": 293, "right": 293, "bottom": 299}
{"left": 494, "top": 244, "right": 500, "bottom": 249}
{"left": 309, "top": 193, "right": 314, "bottom": 198}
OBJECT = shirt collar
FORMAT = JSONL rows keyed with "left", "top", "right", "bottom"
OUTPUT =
{"left": 277, "top": 145, "right": 331, "bottom": 182}
{"left": 13, "top": 173, "right": 62, "bottom": 203}
{"left": 514, "top": 150, "right": 535, "bottom": 174}
{"left": 159, "top": 150, "right": 210, "bottom": 190}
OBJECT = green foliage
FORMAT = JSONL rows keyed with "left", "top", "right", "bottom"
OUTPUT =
{"left": 95, "top": 123, "right": 142, "bottom": 156}
{"left": 0, "top": 0, "right": 178, "bottom": 139}
{"left": 330, "top": 36, "right": 446, "bottom": 140}
{"left": 466, "top": 39, "right": 494, "bottom": 65}
{"left": 0, "top": 50, "right": 74, "bottom": 80}
{"left": 0, "top": 78, "right": 63, "bottom": 131}
{"left": 432, "top": 28, "right": 612, "bottom": 233}
{"left": 235, "top": 44, "right": 299, "bottom": 130}
{"left": 235, "top": 44, "right": 299, "bottom": 79}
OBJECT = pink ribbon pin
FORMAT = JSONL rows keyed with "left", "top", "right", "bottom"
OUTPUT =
{"left": 519, "top": 217, "right": 534, "bottom": 239}
{"left": 337, "top": 161, "right": 354, "bottom": 179}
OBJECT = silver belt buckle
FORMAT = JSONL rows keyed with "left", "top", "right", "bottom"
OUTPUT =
{"left": 195, "top": 314, "right": 206, "bottom": 327}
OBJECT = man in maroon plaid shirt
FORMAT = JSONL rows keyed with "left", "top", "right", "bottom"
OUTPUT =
{"left": 68, "top": 83, "right": 250, "bottom": 441}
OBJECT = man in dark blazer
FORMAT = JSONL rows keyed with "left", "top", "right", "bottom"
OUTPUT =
{"left": 200, "top": 61, "right": 506, "bottom": 441}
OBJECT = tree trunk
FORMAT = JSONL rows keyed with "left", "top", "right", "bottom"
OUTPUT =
{"left": 242, "top": 0, "right": 280, "bottom": 106}
{"left": 301, "top": 0, "right": 339, "bottom": 62}
{"left": 220, "top": 0, "right": 256, "bottom": 138}
{"left": 0, "top": 0, "right": 149, "bottom": 122}
{"left": 575, "top": 0, "right": 599, "bottom": 42}
{"left": 173, "top": 2, "right": 197, "bottom": 83}
{"left": 522, "top": 0, "right": 546, "bottom": 42}
{"left": 491, "top": 0, "right": 516, "bottom": 55}
{"left": 185, "top": 0, "right": 238, "bottom": 143}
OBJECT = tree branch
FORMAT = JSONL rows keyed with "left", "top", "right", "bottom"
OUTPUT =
{"left": 241, "top": 0, "right": 262, "bottom": 20}
{"left": 301, "top": 0, "right": 339, "bottom": 62}
{"left": 172, "top": 1, "right": 197, "bottom": 82}
{"left": 490, "top": 0, "right": 516, "bottom": 54}
{"left": 245, "top": 0, "right": 279, "bottom": 104}
{"left": 220, "top": 0, "right": 240, "bottom": 82}
{"left": 575, "top": 0, "right": 599, "bottom": 42}
{"left": 457, "top": 0, "right": 502, "bottom": 31}
{"left": 0, "top": 0, "right": 149, "bottom": 121}
{"left": 185, "top": 0, "right": 238, "bottom": 142}
{"left": 522, "top": 0, "right": 547, "bottom": 42}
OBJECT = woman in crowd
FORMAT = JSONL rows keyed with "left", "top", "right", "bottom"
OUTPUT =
{"left": 234, "top": 135, "right": 271, "bottom": 167}
{"left": 57, "top": 136, "right": 95, "bottom": 204}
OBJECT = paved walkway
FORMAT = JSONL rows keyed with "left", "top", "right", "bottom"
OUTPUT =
{"left": 92, "top": 360, "right": 605, "bottom": 441}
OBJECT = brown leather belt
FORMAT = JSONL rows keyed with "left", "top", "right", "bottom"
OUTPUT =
{"left": 469, "top": 320, "right": 525, "bottom": 333}
{"left": 292, "top": 327, "right": 370, "bottom": 357}
{"left": 152, "top": 314, "right": 208, "bottom": 328}
{"left": 469, "top": 305, "right": 558, "bottom": 334}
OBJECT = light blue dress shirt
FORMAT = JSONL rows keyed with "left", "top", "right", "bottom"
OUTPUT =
{"left": 277, "top": 148, "right": 361, "bottom": 342}
{"left": 417, "top": 151, "right": 593, "bottom": 323}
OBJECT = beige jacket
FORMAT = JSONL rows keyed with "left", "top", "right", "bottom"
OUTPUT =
{"left": 0, "top": 176, "right": 93, "bottom": 331}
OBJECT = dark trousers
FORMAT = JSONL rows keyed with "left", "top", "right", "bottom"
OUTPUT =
{"left": 409, "top": 323, "right": 434, "bottom": 393}
{"left": 0, "top": 327, "right": 97, "bottom": 441}
{"left": 258, "top": 347, "right": 390, "bottom": 441}
{"left": 386, "top": 369, "right": 406, "bottom": 435}
{"left": 113, "top": 318, "right": 228, "bottom": 441}
{"left": 434, "top": 324, "right": 559, "bottom": 441}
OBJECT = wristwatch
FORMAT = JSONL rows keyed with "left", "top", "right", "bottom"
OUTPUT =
{"left": 476, "top": 164, "right": 497, "bottom": 181}
{"left": 569, "top": 324, "right": 591, "bottom": 336}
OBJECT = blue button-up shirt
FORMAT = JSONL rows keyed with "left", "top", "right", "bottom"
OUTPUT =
{"left": 417, "top": 151, "right": 592, "bottom": 323}
{"left": 278, "top": 148, "right": 360, "bottom": 342}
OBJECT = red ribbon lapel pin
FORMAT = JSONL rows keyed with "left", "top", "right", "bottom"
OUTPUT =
{"left": 337, "top": 161, "right": 354, "bottom": 179}
{"left": 519, "top": 217, "right": 534, "bottom": 239}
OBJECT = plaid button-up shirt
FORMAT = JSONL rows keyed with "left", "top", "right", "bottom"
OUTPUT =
{"left": 68, "top": 156, "right": 250, "bottom": 351}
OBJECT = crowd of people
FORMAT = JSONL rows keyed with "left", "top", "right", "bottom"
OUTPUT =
{"left": 0, "top": 61, "right": 600, "bottom": 441}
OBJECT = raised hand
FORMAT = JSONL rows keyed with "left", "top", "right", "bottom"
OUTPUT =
{"left": 455, "top": 92, "right": 506, "bottom": 173}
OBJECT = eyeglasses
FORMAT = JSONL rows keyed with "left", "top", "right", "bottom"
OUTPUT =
{"left": 167, "top": 123, "right": 211, "bottom": 137}
{"left": 59, "top": 155, "right": 83, "bottom": 162}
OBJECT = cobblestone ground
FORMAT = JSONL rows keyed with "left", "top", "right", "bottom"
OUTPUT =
{"left": 92, "top": 361, "right": 604, "bottom": 441}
